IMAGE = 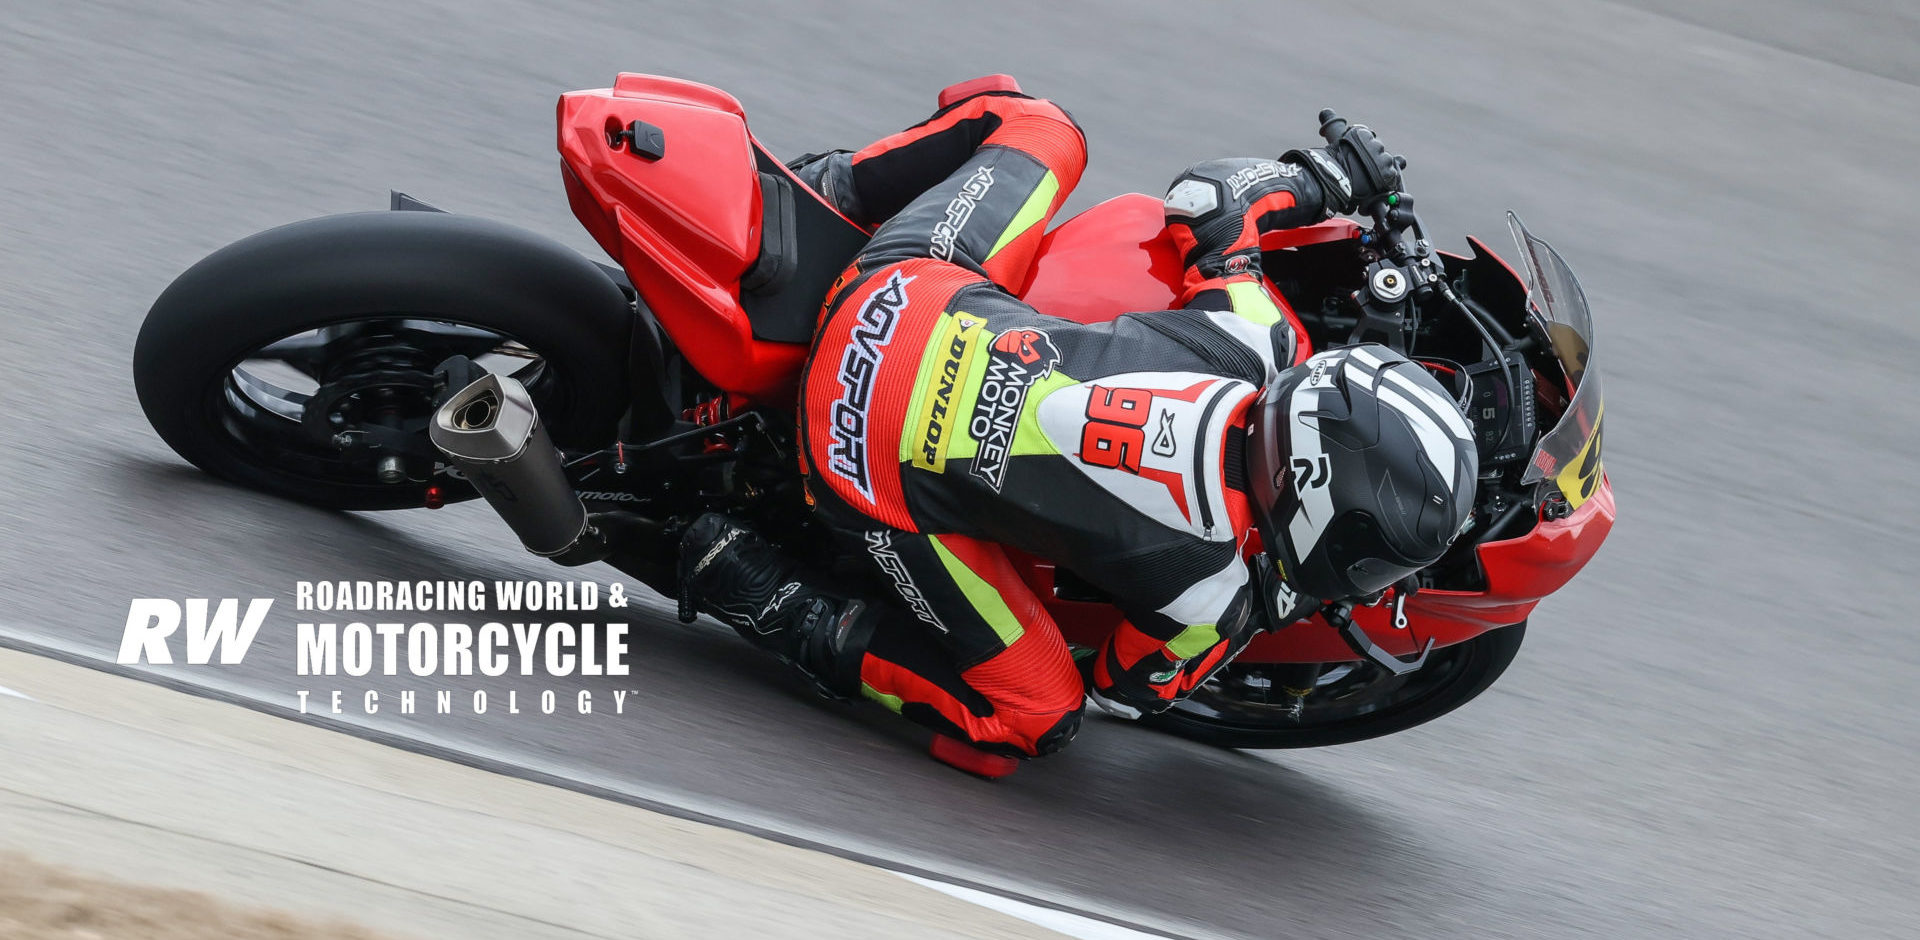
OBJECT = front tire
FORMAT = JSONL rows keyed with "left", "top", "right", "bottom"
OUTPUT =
{"left": 134, "top": 211, "right": 634, "bottom": 510}
{"left": 1141, "top": 622, "right": 1526, "bottom": 749}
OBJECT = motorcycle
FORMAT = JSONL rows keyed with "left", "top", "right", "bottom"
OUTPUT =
{"left": 133, "top": 72, "right": 1613, "bottom": 757}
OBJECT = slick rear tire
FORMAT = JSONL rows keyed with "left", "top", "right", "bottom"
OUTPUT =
{"left": 133, "top": 211, "right": 633, "bottom": 511}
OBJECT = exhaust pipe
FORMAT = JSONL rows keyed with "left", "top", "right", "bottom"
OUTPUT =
{"left": 429, "top": 373, "right": 607, "bottom": 565}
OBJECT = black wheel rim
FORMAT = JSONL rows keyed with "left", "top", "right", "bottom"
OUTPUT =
{"left": 210, "top": 316, "right": 561, "bottom": 490}
{"left": 1170, "top": 641, "right": 1483, "bottom": 730}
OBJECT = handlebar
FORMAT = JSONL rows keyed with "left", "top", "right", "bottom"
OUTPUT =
{"left": 1306, "top": 109, "right": 1507, "bottom": 366}
{"left": 1317, "top": 109, "right": 1350, "bottom": 146}
{"left": 1311, "top": 107, "right": 1430, "bottom": 347}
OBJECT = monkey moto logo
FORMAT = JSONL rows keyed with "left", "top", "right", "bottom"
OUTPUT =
{"left": 968, "top": 328, "right": 1059, "bottom": 491}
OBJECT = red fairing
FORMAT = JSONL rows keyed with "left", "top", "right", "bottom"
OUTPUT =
{"left": 1021, "top": 193, "right": 1341, "bottom": 366}
{"left": 558, "top": 74, "right": 806, "bottom": 403}
{"left": 1035, "top": 477, "right": 1615, "bottom": 662}
{"left": 1021, "top": 194, "right": 1184, "bottom": 324}
{"left": 553, "top": 73, "right": 1611, "bottom": 664}
{"left": 1241, "top": 477, "right": 1616, "bottom": 661}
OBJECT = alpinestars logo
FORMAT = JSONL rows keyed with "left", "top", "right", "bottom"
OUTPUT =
{"left": 930, "top": 166, "right": 995, "bottom": 261}
{"left": 759, "top": 581, "right": 802, "bottom": 621}
{"left": 827, "top": 271, "right": 914, "bottom": 501}
{"left": 968, "top": 328, "right": 1059, "bottom": 491}
{"left": 865, "top": 530, "right": 945, "bottom": 633}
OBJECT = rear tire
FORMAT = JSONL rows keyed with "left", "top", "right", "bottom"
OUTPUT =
{"left": 1141, "top": 622, "right": 1526, "bottom": 749}
{"left": 134, "top": 211, "right": 633, "bottom": 510}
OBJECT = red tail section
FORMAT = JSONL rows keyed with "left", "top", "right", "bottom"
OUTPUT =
{"left": 559, "top": 74, "right": 806, "bottom": 402}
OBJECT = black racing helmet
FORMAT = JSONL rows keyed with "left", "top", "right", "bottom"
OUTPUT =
{"left": 1245, "top": 345, "right": 1478, "bottom": 601}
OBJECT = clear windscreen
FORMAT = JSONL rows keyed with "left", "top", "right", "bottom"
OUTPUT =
{"left": 1510, "top": 213, "right": 1605, "bottom": 506}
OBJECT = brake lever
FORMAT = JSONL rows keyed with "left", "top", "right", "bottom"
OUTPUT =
{"left": 1323, "top": 601, "right": 1432, "bottom": 676}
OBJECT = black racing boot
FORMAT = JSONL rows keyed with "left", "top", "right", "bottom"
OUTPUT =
{"left": 677, "top": 513, "right": 875, "bottom": 698}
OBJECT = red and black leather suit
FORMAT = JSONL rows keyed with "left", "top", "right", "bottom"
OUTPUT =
{"left": 757, "top": 84, "right": 1348, "bottom": 759}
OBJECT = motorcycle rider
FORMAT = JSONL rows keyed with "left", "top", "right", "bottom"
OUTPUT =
{"left": 678, "top": 79, "right": 1478, "bottom": 769}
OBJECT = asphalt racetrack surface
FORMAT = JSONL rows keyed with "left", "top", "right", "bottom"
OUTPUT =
{"left": 3, "top": 2, "right": 1917, "bottom": 937}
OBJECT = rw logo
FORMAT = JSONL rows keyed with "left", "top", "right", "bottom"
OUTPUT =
{"left": 116, "top": 598, "right": 273, "bottom": 665}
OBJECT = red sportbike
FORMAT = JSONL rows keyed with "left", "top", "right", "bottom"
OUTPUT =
{"left": 135, "top": 73, "right": 1612, "bottom": 750}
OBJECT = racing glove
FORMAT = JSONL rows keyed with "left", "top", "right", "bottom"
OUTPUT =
{"left": 1282, "top": 114, "right": 1405, "bottom": 215}
{"left": 1162, "top": 117, "right": 1403, "bottom": 281}
{"left": 1163, "top": 156, "right": 1330, "bottom": 283}
{"left": 1090, "top": 587, "right": 1263, "bottom": 715}
{"left": 1087, "top": 554, "right": 1319, "bottom": 715}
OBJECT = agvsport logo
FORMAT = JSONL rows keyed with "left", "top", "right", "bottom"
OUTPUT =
{"left": 827, "top": 271, "right": 914, "bottom": 501}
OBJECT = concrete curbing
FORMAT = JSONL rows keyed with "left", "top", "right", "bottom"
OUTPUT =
{"left": 0, "top": 647, "right": 1073, "bottom": 939}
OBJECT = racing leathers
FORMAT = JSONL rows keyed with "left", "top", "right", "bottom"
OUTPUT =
{"left": 690, "top": 86, "right": 1359, "bottom": 759}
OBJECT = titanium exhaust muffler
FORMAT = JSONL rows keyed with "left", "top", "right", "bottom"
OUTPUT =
{"left": 429, "top": 373, "right": 608, "bottom": 565}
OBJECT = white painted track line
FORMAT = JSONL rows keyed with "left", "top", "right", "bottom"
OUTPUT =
{"left": 897, "top": 873, "right": 1173, "bottom": 940}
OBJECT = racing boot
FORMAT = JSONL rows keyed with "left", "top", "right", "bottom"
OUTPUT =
{"left": 677, "top": 513, "right": 875, "bottom": 698}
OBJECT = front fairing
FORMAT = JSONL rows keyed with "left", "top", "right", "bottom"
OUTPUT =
{"left": 1022, "top": 201, "right": 1613, "bottom": 660}
{"left": 1510, "top": 215, "right": 1605, "bottom": 508}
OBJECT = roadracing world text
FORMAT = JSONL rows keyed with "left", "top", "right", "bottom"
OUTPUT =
{"left": 117, "top": 581, "right": 647, "bottom": 719}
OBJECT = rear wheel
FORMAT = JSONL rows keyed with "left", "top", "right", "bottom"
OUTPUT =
{"left": 134, "top": 212, "right": 634, "bottom": 511}
{"left": 1141, "top": 622, "right": 1526, "bottom": 749}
